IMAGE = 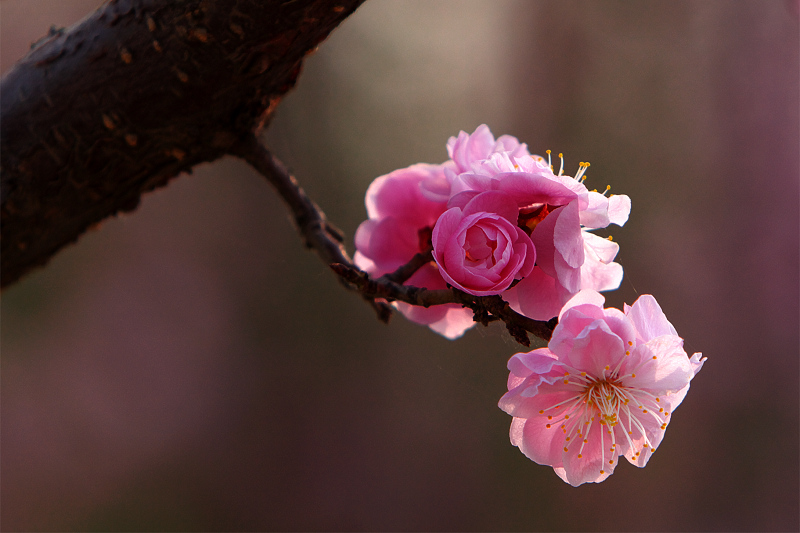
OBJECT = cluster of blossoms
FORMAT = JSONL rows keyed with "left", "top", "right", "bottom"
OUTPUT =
{"left": 354, "top": 125, "right": 703, "bottom": 485}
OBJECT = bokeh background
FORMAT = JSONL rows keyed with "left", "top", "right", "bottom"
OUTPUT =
{"left": 2, "top": 1, "right": 798, "bottom": 531}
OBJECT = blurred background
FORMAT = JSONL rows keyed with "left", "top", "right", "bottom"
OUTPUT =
{"left": 2, "top": 0, "right": 798, "bottom": 530}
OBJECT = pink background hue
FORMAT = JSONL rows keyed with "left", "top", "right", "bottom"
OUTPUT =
{"left": 2, "top": 1, "right": 797, "bottom": 530}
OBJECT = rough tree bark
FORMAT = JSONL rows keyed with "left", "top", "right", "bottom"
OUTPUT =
{"left": 2, "top": 0, "right": 556, "bottom": 344}
{"left": 0, "top": 0, "right": 365, "bottom": 288}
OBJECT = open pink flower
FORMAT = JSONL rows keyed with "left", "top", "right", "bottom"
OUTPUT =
{"left": 354, "top": 163, "right": 475, "bottom": 339}
{"left": 432, "top": 191, "right": 535, "bottom": 296}
{"left": 440, "top": 126, "right": 631, "bottom": 318}
{"left": 498, "top": 290, "right": 705, "bottom": 486}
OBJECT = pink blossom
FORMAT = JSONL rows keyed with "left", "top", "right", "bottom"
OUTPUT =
{"left": 355, "top": 163, "right": 448, "bottom": 274}
{"left": 439, "top": 126, "right": 631, "bottom": 317}
{"left": 354, "top": 163, "right": 475, "bottom": 339}
{"left": 498, "top": 290, "right": 705, "bottom": 486}
{"left": 446, "top": 124, "right": 530, "bottom": 175}
{"left": 432, "top": 191, "right": 535, "bottom": 296}
{"left": 356, "top": 125, "right": 633, "bottom": 334}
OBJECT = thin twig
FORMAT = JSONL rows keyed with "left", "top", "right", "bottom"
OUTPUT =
{"left": 382, "top": 249, "right": 434, "bottom": 284}
{"left": 234, "top": 134, "right": 556, "bottom": 346}
{"left": 233, "top": 134, "right": 392, "bottom": 321}
{"left": 331, "top": 262, "right": 555, "bottom": 345}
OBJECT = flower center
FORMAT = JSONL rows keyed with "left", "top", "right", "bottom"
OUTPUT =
{"left": 464, "top": 227, "right": 497, "bottom": 265}
{"left": 537, "top": 362, "right": 671, "bottom": 476}
{"left": 518, "top": 204, "right": 555, "bottom": 234}
{"left": 585, "top": 379, "right": 624, "bottom": 427}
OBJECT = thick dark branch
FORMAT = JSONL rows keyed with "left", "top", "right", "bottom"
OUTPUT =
{"left": 1, "top": 0, "right": 556, "bottom": 346}
{"left": 1, "top": 0, "right": 366, "bottom": 288}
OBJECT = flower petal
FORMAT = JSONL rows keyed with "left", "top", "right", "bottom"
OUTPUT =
{"left": 553, "top": 200, "right": 585, "bottom": 267}
{"left": 511, "top": 416, "right": 566, "bottom": 469}
{"left": 627, "top": 336, "right": 694, "bottom": 393}
{"left": 365, "top": 163, "right": 447, "bottom": 224}
{"left": 559, "top": 419, "right": 618, "bottom": 486}
{"left": 497, "top": 171, "right": 579, "bottom": 207}
{"left": 625, "top": 295, "right": 679, "bottom": 340}
{"left": 565, "top": 320, "right": 626, "bottom": 377}
{"left": 579, "top": 191, "right": 612, "bottom": 229}
{"left": 580, "top": 233, "right": 623, "bottom": 292}
{"left": 505, "top": 267, "right": 571, "bottom": 321}
{"left": 608, "top": 194, "right": 631, "bottom": 226}
{"left": 462, "top": 191, "right": 520, "bottom": 223}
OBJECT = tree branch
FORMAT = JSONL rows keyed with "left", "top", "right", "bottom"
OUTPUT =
{"left": 1, "top": 0, "right": 366, "bottom": 288}
{"left": 1, "top": 0, "right": 556, "bottom": 346}
{"left": 232, "top": 134, "right": 393, "bottom": 322}
{"left": 331, "top": 262, "right": 556, "bottom": 346}
{"left": 234, "top": 134, "right": 556, "bottom": 346}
